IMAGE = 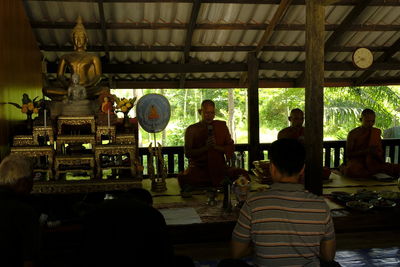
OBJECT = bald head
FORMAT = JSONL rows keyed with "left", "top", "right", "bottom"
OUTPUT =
{"left": 0, "top": 154, "right": 34, "bottom": 195}
{"left": 360, "top": 108, "right": 375, "bottom": 128}
{"left": 289, "top": 108, "right": 304, "bottom": 128}
{"left": 199, "top": 99, "right": 216, "bottom": 123}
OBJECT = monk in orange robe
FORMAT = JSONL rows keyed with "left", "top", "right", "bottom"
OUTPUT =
{"left": 343, "top": 108, "right": 400, "bottom": 179}
{"left": 178, "top": 100, "right": 248, "bottom": 190}
{"left": 277, "top": 108, "right": 305, "bottom": 141}
{"left": 277, "top": 108, "right": 331, "bottom": 180}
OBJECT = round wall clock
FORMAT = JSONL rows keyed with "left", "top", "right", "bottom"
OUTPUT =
{"left": 352, "top": 47, "right": 373, "bottom": 69}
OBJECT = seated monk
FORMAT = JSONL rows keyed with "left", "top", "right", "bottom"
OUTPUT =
{"left": 342, "top": 108, "right": 400, "bottom": 179}
{"left": 277, "top": 108, "right": 304, "bottom": 141}
{"left": 43, "top": 16, "right": 102, "bottom": 101}
{"left": 178, "top": 100, "right": 248, "bottom": 192}
{"left": 277, "top": 108, "right": 330, "bottom": 181}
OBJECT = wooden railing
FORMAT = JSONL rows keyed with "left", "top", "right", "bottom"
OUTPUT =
{"left": 138, "top": 138, "right": 400, "bottom": 177}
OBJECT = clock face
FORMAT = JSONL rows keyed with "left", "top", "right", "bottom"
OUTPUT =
{"left": 352, "top": 48, "right": 373, "bottom": 69}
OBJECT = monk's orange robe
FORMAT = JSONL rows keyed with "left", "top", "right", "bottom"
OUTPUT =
{"left": 277, "top": 126, "right": 305, "bottom": 141}
{"left": 178, "top": 120, "right": 248, "bottom": 187}
{"left": 343, "top": 126, "right": 400, "bottom": 179}
{"left": 277, "top": 126, "right": 330, "bottom": 182}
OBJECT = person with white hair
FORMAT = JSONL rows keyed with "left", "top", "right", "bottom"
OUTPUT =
{"left": 0, "top": 154, "right": 41, "bottom": 267}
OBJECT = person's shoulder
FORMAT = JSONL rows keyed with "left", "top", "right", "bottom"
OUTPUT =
{"left": 278, "top": 126, "right": 291, "bottom": 134}
{"left": 186, "top": 122, "right": 201, "bottom": 130}
{"left": 372, "top": 127, "right": 382, "bottom": 134}
{"left": 348, "top": 126, "right": 362, "bottom": 135}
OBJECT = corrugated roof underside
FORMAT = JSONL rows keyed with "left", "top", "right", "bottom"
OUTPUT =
{"left": 24, "top": 1, "right": 400, "bottom": 83}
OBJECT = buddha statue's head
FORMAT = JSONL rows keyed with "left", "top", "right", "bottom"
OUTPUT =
{"left": 71, "top": 16, "right": 88, "bottom": 51}
{"left": 71, "top": 73, "right": 80, "bottom": 85}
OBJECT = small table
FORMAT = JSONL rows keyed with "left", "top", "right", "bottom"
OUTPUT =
{"left": 10, "top": 146, "right": 54, "bottom": 180}
{"left": 94, "top": 144, "right": 138, "bottom": 180}
{"left": 57, "top": 116, "right": 96, "bottom": 135}
{"left": 56, "top": 134, "right": 96, "bottom": 154}
{"left": 33, "top": 126, "right": 55, "bottom": 145}
{"left": 96, "top": 125, "right": 116, "bottom": 144}
{"left": 13, "top": 135, "right": 34, "bottom": 146}
{"left": 54, "top": 155, "right": 95, "bottom": 180}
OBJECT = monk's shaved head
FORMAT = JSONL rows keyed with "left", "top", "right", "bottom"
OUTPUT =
{"left": 289, "top": 108, "right": 304, "bottom": 127}
{"left": 201, "top": 100, "right": 215, "bottom": 108}
{"left": 290, "top": 108, "right": 303, "bottom": 117}
{"left": 199, "top": 99, "right": 216, "bottom": 123}
{"left": 360, "top": 108, "right": 375, "bottom": 128}
{"left": 361, "top": 108, "right": 375, "bottom": 117}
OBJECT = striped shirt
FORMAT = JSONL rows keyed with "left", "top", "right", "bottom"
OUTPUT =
{"left": 232, "top": 183, "right": 335, "bottom": 267}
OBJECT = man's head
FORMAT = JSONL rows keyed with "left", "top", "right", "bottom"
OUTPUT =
{"left": 360, "top": 108, "right": 375, "bottom": 128}
{"left": 0, "top": 154, "right": 34, "bottom": 195}
{"left": 289, "top": 108, "right": 304, "bottom": 128}
{"left": 269, "top": 139, "right": 305, "bottom": 181}
{"left": 199, "top": 100, "right": 216, "bottom": 124}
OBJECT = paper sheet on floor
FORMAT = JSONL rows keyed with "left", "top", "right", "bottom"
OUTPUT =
{"left": 159, "top": 207, "right": 202, "bottom": 225}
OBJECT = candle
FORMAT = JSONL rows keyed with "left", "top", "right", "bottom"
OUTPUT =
{"left": 107, "top": 109, "right": 110, "bottom": 128}
{"left": 44, "top": 109, "right": 47, "bottom": 128}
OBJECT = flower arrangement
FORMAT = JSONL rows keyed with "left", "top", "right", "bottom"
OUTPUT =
{"left": 2, "top": 93, "right": 42, "bottom": 116}
{"left": 115, "top": 96, "right": 137, "bottom": 116}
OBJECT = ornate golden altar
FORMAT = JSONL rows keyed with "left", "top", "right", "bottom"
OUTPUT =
{"left": 57, "top": 116, "right": 96, "bottom": 134}
{"left": 94, "top": 144, "right": 138, "bottom": 180}
{"left": 10, "top": 146, "right": 54, "bottom": 180}
{"left": 33, "top": 126, "right": 55, "bottom": 145}
{"left": 10, "top": 113, "right": 141, "bottom": 194}
{"left": 55, "top": 155, "right": 95, "bottom": 180}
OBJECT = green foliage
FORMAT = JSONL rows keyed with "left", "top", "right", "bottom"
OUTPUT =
{"left": 113, "top": 85, "right": 400, "bottom": 145}
{"left": 259, "top": 88, "right": 304, "bottom": 130}
{"left": 324, "top": 86, "right": 400, "bottom": 139}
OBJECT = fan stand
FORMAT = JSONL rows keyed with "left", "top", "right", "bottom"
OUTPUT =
{"left": 149, "top": 132, "right": 167, "bottom": 192}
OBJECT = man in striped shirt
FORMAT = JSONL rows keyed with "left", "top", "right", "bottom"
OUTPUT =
{"left": 231, "top": 139, "right": 336, "bottom": 266}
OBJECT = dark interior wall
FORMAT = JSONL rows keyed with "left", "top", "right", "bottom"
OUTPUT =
{"left": 0, "top": 0, "right": 42, "bottom": 159}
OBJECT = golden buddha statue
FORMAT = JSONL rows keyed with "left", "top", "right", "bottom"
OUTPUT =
{"left": 43, "top": 16, "right": 102, "bottom": 100}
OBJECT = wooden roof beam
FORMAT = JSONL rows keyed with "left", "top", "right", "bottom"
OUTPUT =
{"left": 24, "top": 0, "right": 400, "bottom": 6}
{"left": 39, "top": 44, "right": 388, "bottom": 52}
{"left": 255, "top": 0, "right": 292, "bottom": 58}
{"left": 29, "top": 21, "right": 400, "bottom": 31}
{"left": 180, "top": 0, "right": 201, "bottom": 88}
{"left": 97, "top": 0, "right": 110, "bottom": 61}
{"left": 324, "top": 0, "right": 374, "bottom": 52}
{"left": 295, "top": 0, "right": 373, "bottom": 86}
{"left": 46, "top": 77, "right": 399, "bottom": 89}
{"left": 45, "top": 61, "right": 400, "bottom": 74}
{"left": 240, "top": 0, "right": 292, "bottom": 86}
{"left": 39, "top": 45, "right": 388, "bottom": 52}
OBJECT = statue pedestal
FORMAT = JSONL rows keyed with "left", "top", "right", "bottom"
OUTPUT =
{"left": 57, "top": 116, "right": 96, "bottom": 135}
{"left": 94, "top": 144, "right": 139, "bottom": 180}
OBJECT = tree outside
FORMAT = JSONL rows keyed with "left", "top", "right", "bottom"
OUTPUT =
{"left": 112, "top": 86, "right": 400, "bottom": 147}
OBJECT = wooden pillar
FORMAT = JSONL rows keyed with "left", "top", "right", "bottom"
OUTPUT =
{"left": 247, "top": 52, "right": 260, "bottom": 167}
{"left": 304, "top": 0, "right": 324, "bottom": 195}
